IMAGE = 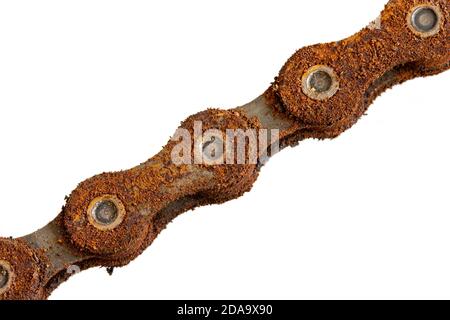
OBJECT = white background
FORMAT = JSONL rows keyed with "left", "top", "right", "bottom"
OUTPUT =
{"left": 0, "top": 0, "right": 449, "bottom": 300}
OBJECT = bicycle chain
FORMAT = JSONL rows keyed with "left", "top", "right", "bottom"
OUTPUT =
{"left": 0, "top": 0, "right": 448, "bottom": 299}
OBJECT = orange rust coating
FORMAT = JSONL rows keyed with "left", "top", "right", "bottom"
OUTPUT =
{"left": 273, "top": 0, "right": 449, "bottom": 139}
{"left": 0, "top": 238, "right": 48, "bottom": 300}
{"left": 63, "top": 109, "right": 260, "bottom": 260}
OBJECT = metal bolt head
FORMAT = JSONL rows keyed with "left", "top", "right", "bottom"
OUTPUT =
{"left": 408, "top": 5, "right": 442, "bottom": 37}
{"left": 87, "top": 195, "right": 126, "bottom": 231}
{"left": 302, "top": 65, "right": 339, "bottom": 101}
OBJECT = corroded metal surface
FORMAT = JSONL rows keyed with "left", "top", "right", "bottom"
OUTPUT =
{"left": 0, "top": 0, "right": 448, "bottom": 299}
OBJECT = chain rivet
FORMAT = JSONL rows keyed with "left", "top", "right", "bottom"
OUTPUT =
{"left": 88, "top": 195, "right": 126, "bottom": 231}
{"left": 408, "top": 5, "right": 442, "bottom": 37}
{"left": 302, "top": 65, "right": 339, "bottom": 100}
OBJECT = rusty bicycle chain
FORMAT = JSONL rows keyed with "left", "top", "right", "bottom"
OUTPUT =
{"left": 0, "top": 0, "right": 449, "bottom": 300}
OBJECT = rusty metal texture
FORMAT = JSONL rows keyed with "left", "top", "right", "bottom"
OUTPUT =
{"left": 0, "top": 0, "right": 448, "bottom": 299}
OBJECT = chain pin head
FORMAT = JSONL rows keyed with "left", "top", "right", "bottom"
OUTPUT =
{"left": 88, "top": 195, "right": 126, "bottom": 231}
{"left": 302, "top": 65, "right": 339, "bottom": 101}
